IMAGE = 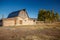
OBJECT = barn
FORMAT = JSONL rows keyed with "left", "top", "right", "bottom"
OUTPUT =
{"left": 0, "top": 9, "right": 36, "bottom": 26}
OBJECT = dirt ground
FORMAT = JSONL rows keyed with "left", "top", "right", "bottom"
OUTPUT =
{"left": 0, "top": 25, "right": 60, "bottom": 40}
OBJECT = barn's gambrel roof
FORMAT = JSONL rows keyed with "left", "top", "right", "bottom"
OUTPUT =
{"left": 7, "top": 9, "right": 29, "bottom": 18}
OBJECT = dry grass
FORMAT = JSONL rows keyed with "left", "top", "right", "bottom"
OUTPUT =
{"left": 0, "top": 25, "right": 60, "bottom": 40}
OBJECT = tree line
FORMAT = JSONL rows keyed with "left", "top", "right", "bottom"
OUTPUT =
{"left": 37, "top": 9, "right": 59, "bottom": 23}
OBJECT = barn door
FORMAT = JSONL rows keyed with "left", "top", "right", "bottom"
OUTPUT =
{"left": 20, "top": 20, "right": 22, "bottom": 24}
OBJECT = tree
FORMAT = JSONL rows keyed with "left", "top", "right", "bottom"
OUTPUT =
{"left": 37, "top": 9, "right": 60, "bottom": 23}
{"left": 46, "top": 10, "right": 51, "bottom": 22}
{"left": 51, "top": 10, "right": 55, "bottom": 22}
{"left": 42, "top": 10, "right": 47, "bottom": 22}
{"left": 37, "top": 9, "right": 45, "bottom": 21}
{"left": 47, "top": 11, "right": 50, "bottom": 18}
{"left": 55, "top": 12, "right": 59, "bottom": 21}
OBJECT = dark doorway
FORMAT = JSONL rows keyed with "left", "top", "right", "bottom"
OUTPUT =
{"left": 20, "top": 20, "right": 22, "bottom": 24}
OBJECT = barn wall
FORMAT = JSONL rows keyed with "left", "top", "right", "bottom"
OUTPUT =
{"left": 23, "top": 20, "right": 36, "bottom": 25}
{"left": 3, "top": 19, "right": 15, "bottom": 26}
{"left": 15, "top": 17, "right": 23, "bottom": 26}
{"left": 16, "top": 17, "right": 36, "bottom": 26}
{"left": 2, "top": 17, "right": 36, "bottom": 26}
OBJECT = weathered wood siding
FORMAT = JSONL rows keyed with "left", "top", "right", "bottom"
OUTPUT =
{"left": 3, "top": 19, "right": 15, "bottom": 26}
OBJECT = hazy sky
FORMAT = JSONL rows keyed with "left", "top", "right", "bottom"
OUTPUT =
{"left": 0, "top": 0, "right": 60, "bottom": 18}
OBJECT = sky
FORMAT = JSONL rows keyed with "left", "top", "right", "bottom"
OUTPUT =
{"left": 0, "top": 0, "right": 60, "bottom": 19}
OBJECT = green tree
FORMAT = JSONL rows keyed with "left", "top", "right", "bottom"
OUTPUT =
{"left": 37, "top": 9, "right": 60, "bottom": 23}
{"left": 47, "top": 11, "right": 50, "bottom": 18}
{"left": 51, "top": 10, "right": 55, "bottom": 22}
{"left": 37, "top": 9, "right": 45, "bottom": 21}
{"left": 55, "top": 12, "right": 59, "bottom": 21}
{"left": 46, "top": 10, "right": 51, "bottom": 22}
{"left": 42, "top": 10, "right": 47, "bottom": 22}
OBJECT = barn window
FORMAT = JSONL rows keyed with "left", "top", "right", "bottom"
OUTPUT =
{"left": 20, "top": 20, "right": 22, "bottom": 24}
